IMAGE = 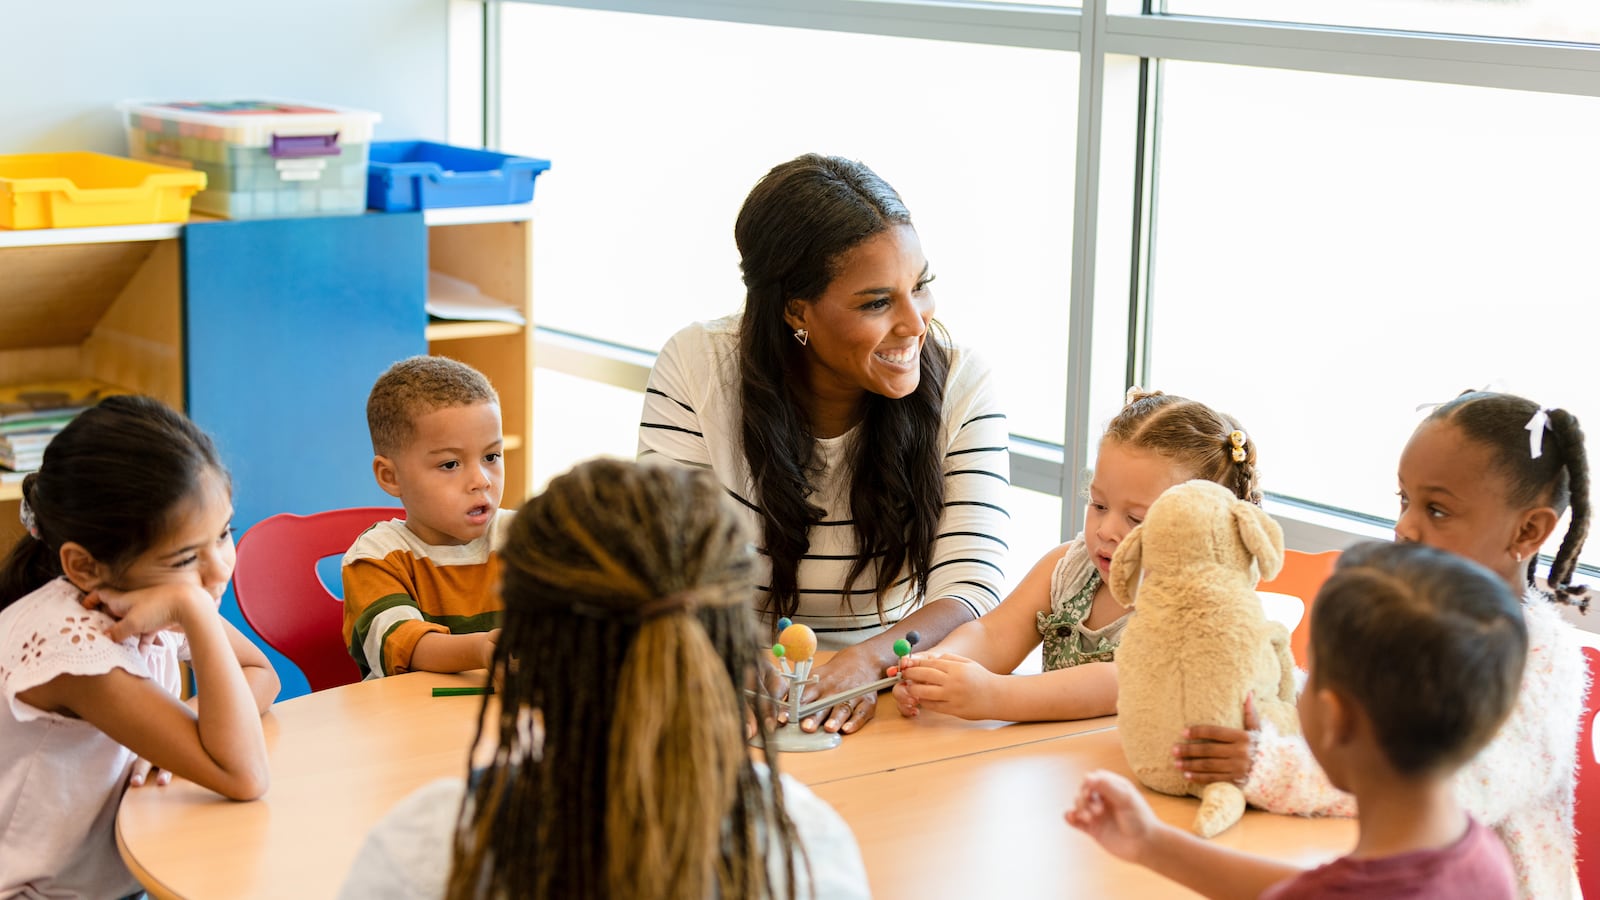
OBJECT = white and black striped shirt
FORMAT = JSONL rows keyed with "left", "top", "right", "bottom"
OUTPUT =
{"left": 638, "top": 316, "right": 1011, "bottom": 650}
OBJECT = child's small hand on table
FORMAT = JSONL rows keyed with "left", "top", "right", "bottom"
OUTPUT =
{"left": 128, "top": 756, "right": 174, "bottom": 788}
{"left": 1173, "top": 693, "right": 1260, "bottom": 786}
{"left": 480, "top": 628, "right": 501, "bottom": 668}
{"left": 753, "top": 656, "right": 786, "bottom": 733}
{"left": 1064, "top": 770, "right": 1161, "bottom": 863}
{"left": 892, "top": 652, "right": 1000, "bottom": 720}
{"left": 482, "top": 628, "right": 503, "bottom": 692}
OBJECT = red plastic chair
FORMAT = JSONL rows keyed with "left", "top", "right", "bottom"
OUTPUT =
{"left": 234, "top": 507, "right": 403, "bottom": 692}
{"left": 1257, "top": 549, "right": 1342, "bottom": 670}
{"left": 1576, "top": 646, "right": 1600, "bottom": 899}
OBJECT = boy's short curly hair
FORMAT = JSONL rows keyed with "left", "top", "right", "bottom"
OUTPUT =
{"left": 367, "top": 356, "right": 498, "bottom": 457}
{"left": 1310, "top": 541, "right": 1527, "bottom": 777}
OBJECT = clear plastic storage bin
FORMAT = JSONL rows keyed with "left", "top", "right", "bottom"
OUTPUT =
{"left": 121, "top": 99, "right": 380, "bottom": 219}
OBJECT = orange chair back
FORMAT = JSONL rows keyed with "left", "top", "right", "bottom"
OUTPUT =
{"left": 234, "top": 507, "right": 403, "bottom": 691}
{"left": 1257, "top": 549, "right": 1342, "bottom": 669}
{"left": 1577, "top": 646, "right": 1600, "bottom": 899}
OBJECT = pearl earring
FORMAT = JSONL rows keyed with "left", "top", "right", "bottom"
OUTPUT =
{"left": 793, "top": 328, "right": 809, "bottom": 346}
{"left": 1515, "top": 551, "right": 1524, "bottom": 563}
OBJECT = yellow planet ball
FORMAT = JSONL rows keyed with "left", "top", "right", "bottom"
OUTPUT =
{"left": 777, "top": 623, "right": 818, "bottom": 662}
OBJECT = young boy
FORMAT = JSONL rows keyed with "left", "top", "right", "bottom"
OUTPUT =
{"left": 1066, "top": 540, "right": 1527, "bottom": 899}
{"left": 342, "top": 355, "right": 512, "bottom": 679}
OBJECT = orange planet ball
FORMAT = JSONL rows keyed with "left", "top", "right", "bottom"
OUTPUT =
{"left": 777, "top": 622, "right": 818, "bottom": 662}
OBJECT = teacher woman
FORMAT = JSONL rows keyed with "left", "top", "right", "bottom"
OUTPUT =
{"left": 638, "top": 154, "right": 1010, "bottom": 735}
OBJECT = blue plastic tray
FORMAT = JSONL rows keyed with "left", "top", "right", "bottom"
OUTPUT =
{"left": 366, "top": 141, "right": 551, "bottom": 211}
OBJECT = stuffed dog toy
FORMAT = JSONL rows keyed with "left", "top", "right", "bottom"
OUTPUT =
{"left": 1110, "top": 479, "right": 1298, "bottom": 837}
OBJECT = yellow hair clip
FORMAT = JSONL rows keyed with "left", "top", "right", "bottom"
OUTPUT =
{"left": 1228, "top": 430, "right": 1248, "bottom": 464}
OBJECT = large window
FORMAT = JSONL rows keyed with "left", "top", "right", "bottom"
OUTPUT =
{"left": 492, "top": 0, "right": 1600, "bottom": 577}
{"left": 1147, "top": 61, "right": 1600, "bottom": 540}
{"left": 500, "top": 3, "right": 1078, "bottom": 443}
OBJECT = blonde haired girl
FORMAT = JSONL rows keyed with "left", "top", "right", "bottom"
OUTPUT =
{"left": 894, "top": 389, "right": 1262, "bottom": 722}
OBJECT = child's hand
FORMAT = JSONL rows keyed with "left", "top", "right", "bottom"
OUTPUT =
{"left": 753, "top": 657, "right": 786, "bottom": 731}
{"left": 890, "top": 668, "right": 920, "bottom": 718}
{"left": 128, "top": 756, "right": 174, "bottom": 788}
{"left": 480, "top": 628, "right": 501, "bottom": 670}
{"left": 1174, "top": 693, "right": 1260, "bottom": 786}
{"left": 83, "top": 583, "right": 212, "bottom": 645}
{"left": 483, "top": 629, "right": 503, "bottom": 693}
{"left": 893, "top": 652, "right": 1001, "bottom": 720}
{"left": 1065, "top": 770, "right": 1161, "bottom": 863}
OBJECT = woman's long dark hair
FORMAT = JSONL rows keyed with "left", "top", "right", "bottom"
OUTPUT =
{"left": 735, "top": 154, "right": 950, "bottom": 622}
{"left": 446, "top": 459, "right": 801, "bottom": 900}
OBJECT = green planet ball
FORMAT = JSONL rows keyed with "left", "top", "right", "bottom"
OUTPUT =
{"left": 893, "top": 638, "right": 911, "bottom": 658}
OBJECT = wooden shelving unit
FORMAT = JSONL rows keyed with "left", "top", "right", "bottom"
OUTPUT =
{"left": 0, "top": 203, "right": 538, "bottom": 544}
{"left": 0, "top": 224, "right": 184, "bottom": 541}
{"left": 422, "top": 204, "right": 535, "bottom": 506}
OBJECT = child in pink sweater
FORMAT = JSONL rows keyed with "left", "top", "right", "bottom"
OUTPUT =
{"left": 1070, "top": 541, "right": 1525, "bottom": 900}
{"left": 1174, "top": 391, "right": 1590, "bottom": 899}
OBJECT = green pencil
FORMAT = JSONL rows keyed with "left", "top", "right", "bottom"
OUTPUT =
{"left": 432, "top": 686, "right": 491, "bottom": 697}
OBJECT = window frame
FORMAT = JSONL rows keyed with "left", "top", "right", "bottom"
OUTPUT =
{"left": 465, "top": 0, "right": 1600, "bottom": 575}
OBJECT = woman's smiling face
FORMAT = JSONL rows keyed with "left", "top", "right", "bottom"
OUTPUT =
{"left": 785, "top": 224, "right": 936, "bottom": 407}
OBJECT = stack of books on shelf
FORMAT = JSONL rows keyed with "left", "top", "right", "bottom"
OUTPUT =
{"left": 0, "top": 382, "right": 121, "bottom": 482}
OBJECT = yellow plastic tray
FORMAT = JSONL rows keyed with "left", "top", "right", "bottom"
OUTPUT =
{"left": 0, "top": 151, "right": 206, "bottom": 229}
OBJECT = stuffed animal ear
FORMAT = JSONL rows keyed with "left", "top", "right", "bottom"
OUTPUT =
{"left": 1231, "top": 501, "right": 1285, "bottom": 584}
{"left": 1108, "top": 524, "right": 1145, "bottom": 608}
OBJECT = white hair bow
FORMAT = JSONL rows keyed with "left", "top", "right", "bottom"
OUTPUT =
{"left": 1526, "top": 408, "right": 1551, "bottom": 459}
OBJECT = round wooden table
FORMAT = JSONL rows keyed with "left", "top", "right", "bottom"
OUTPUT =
{"left": 117, "top": 670, "right": 1355, "bottom": 899}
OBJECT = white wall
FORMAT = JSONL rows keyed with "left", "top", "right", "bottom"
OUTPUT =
{"left": 0, "top": 0, "right": 452, "bottom": 154}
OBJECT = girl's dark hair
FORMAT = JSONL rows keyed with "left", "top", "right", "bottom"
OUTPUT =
{"left": 1104, "top": 388, "right": 1263, "bottom": 504}
{"left": 734, "top": 153, "right": 951, "bottom": 622}
{"left": 446, "top": 458, "right": 801, "bottom": 900}
{"left": 0, "top": 395, "right": 226, "bottom": 610}
{"left": 1429, "top": 391, "right": 1591, "bottom": 611}
{"left": 1310, "top": 541, "right": 1527, "bottom": 776}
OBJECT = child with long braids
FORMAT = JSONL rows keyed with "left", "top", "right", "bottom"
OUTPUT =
{"left": 0, "top": 396, "right": 278, "bottom": 898}
{"left": 340, "top": 458, "right": 868, "bottom": 900}
{"left": 893, "top": 388, "right": 1264, "bottom": 722}
{"left": 1175, "top": 390, "right": 1590, "bottom": 900}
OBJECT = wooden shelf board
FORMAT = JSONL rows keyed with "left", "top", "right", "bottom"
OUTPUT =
{"left": 426, "top": 320, "right": 524, "bottom": 342}
{"left": 0, "top": 205, "right": 534, "bottom": 248}
{"left": 0, "top": 481, "right": 22, "bottom": 503}
{"left": 422, "top": 204, "right": 535, "bottom": 227}
{"left": 0, "top": 221, "right": 184, "bottom": 249}
{"left": 503, "top": 434, "right": 524, "bottom": 452}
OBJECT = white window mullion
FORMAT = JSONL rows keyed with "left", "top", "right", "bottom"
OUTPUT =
{"left": 504, "top": 0, "right": 1081, "bottom": 50}
{"left": 1106, "top": 14, "right": 1600, "bottom": 96}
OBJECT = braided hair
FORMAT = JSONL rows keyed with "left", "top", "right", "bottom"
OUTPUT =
{"left": 1429, "top": 391, "right": 1591, "bottom": 611}
{"left": 1102, "top": 388, "right": 1262, "bottom": 504}
{"left": 445, "top": 458, "right": 803, "bottom": 900}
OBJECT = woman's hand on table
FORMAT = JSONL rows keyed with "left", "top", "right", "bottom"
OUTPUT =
{"left": 891, "top": 652, "right": 1001, "bottom": 720}
{"left": 795, "top": 648, "right": 880, "bottom": 735}
{"left": 1065, "top": 770, "right": 1162, "bottom": 864}
{"left": 1173, "top": 693, "right": 1259, "bottom": 786}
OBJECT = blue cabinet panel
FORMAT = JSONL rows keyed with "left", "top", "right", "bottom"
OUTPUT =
{"left": 184, "top": 213, "right": 428, "bottom": 697}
